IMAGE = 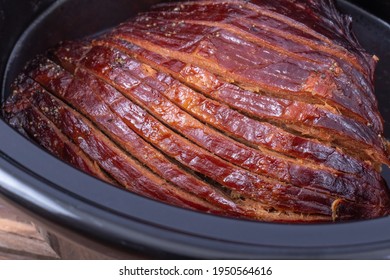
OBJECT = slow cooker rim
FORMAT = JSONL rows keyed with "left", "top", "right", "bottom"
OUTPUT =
{"left": 2, "top": 146, "right": 390, "bottom": 259}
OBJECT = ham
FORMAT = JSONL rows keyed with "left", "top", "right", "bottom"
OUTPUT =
{"left": 2, "top": 0, "right": 390, "bottom": 222}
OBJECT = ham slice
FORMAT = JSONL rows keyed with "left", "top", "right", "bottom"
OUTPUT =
{"left": 2, "top": 0, "right": 390, "bottom": 222}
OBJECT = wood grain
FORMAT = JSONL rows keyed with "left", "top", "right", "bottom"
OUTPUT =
{"left": 0, "top": 196, "right": 133, "bottom": 259}
{"left": 0, "top": 197, "right": 59, "bottom": 259}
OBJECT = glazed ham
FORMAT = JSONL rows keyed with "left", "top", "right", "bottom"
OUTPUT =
{"left": 2, "top": 0, "right": 390, "bottom": 222}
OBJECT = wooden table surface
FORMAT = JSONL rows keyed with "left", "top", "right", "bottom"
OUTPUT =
{"left": 0, "top": 196, "right": 119, "bottom": 259}
{"left": 0, "top": 196, "right": 59, "bottom": 259}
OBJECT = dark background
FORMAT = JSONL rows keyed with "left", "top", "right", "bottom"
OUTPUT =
{"left": 350, "top": 0, "right": 390, "bottom": 22}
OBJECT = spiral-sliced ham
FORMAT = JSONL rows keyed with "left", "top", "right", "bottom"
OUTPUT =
{"left": 2, "top": 0, "right": 390, "bottom": 222}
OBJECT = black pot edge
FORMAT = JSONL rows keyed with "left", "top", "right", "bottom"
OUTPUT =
{"left": 2, "top": 154, "right": 390, "bottom": 259}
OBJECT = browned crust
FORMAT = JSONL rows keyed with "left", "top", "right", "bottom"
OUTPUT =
{"left": 2, "top": 0, "right": 390, "bottom": 222}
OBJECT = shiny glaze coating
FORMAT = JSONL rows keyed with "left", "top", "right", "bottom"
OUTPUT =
{"left": 5, "top": 76, "right": 228, "bottom": 215}
{"left": 96, "top": 37, "right": 387, "bottom": 169}
{"left": 10, "top": 59, "right": 389, "bottom": 221}
{"left": 112, "top": 18, "right": 383, "bottom": 139}
{"left": 3, "top": 81, "right": 112, "bottom": 182}
{"left": 2, "top": 0, "right": 390, "bottom": 222}
{"left": 28, "top": 57, "right": 245, "bottom": 217}
{"left": 52, "top": 42, "right": 388, "bottom": 207}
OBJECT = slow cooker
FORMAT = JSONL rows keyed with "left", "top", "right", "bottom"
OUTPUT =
{"left": 1, "top": 0, "right": 390, "bottom": 259}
